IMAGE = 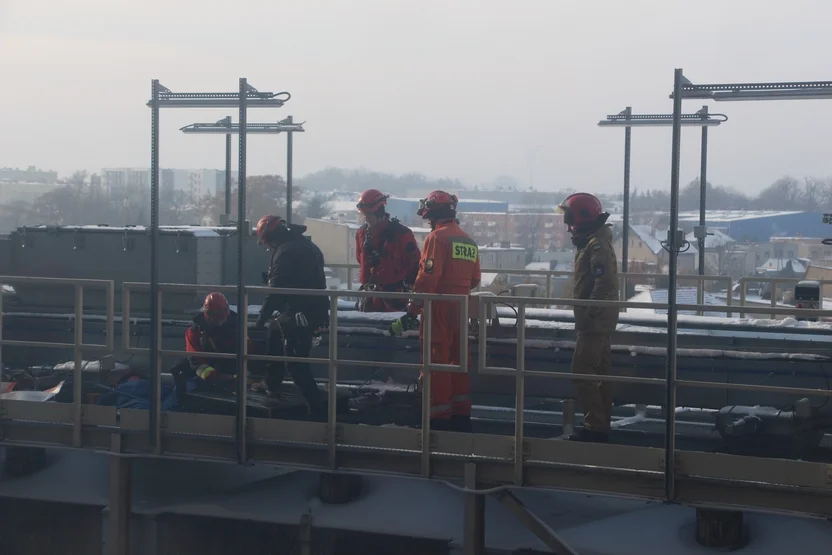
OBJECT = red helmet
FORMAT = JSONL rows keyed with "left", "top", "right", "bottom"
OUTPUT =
{"left": 417, "top": 190, "right": 458, "bottom": 219}
{"left": 557, "top": 193, "right": 604, "bottom": 229}
{"left": 202, "top": 292, "right": 229, "bottom": 324}
{"left": 255, "top": 214, "right": 287, "bottom": 245}
{"left": 356, "top": 189, "right": 389, "bottom": 214}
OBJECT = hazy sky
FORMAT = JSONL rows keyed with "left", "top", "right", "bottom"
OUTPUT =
{"left": 1, "top": 0, "right": 830, "bottom": 194}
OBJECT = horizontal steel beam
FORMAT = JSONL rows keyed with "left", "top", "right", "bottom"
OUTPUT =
{"left": 0, "top": 405, "right": 830, "bottom": 518}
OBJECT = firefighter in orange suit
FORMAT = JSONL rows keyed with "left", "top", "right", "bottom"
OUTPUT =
{"left": 389, "top": 191, "right": 480, "bottom": 433}
{"left": 355, "top": 189, "right": 421, "bottom": 311}
{"left": 557, "top": 192, "right": 619, "bottom": 443}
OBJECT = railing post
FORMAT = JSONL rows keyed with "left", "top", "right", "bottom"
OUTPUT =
{"left": 726, "top": 277, "right": 733, "bottom": 318}
{"left": 107, "top": 434, "right": 131, "bottom": 555}
{"left": 739, "top": 278, "right": 747, "bottom": 319}
{"left": 327, "top": 294, "right": 339, "bottom": 469}
{"left": 236, "top": 293, "right": 248, "bottom": 463}
{"left": 105, "top": 281, "right": 115, "bottom": 353}
{"left": 478, "top": 296, "right": 487, "bottom": 375}
{"left": 514, "top": 302, "right": 526, "bottom": 486}
{"left": 121, "top": 284, "right": 131, "bottom": 354}
{"left": 421, "top": 299, "right": 432, "bottom": 478}
{"left": 545, "top": 274, "right": 552, "bottom": 298}
{"left": 463, "top": 462, "right": 485, "bottom": 555}
{"left": 771, "top": 278, "right": 778, "bottom": 320}
{"left": 152, "top": 289, "right": 163, "bottom": 455}
{"left": 0, "top": 289, "right": 4, "bottom": 389}
{"left": 73, "top": 284, "right": 84, "bottom": 447}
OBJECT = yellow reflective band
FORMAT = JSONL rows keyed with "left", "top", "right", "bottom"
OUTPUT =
{"left": 451, "top": 242, "right": 478, "bottom": 262}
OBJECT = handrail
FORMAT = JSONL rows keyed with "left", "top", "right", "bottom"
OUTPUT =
{"left": 737, "top": 275, "right": 832, "bottom": 318}
{"left": 1, "top": 278, "right": 831, "bottom": 519}
{"left": 324, "top": 263, "right": 734, "bottom": 316}
{"left": 0, "top": 275, "right": 115, "bottom": 447}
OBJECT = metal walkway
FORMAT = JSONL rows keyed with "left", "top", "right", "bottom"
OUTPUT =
{"left": 1, "top": 276, "right": 832, "bottom": 555}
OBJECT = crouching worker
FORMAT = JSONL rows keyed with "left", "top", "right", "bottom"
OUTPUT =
{"left": 170, "top": 292, "right": 239, "bottom": 402}
{"left": 254, "top": 214, "right": 328, "bottom": 420}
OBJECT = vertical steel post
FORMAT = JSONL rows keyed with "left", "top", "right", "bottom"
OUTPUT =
{"left": 327, "top": 295, "right": 339, "bottom": 468}
{"left": 149, "top": 79, "right": 161, "bottom": 450}
{"left": 0, "top": 290, "right": 4, "bottom": 388}
{"left": 513, "top": 302, "right": 526, "bottom": 486}
{"left": 420, "top": 300, "right": 432, "bottom": 478}
{"left": 463, "top": 463, "right": 485, "bottom": 555}
{"left": 665, "top": 68, "right": 684, "bottom": 502}
{"left": 72, "top": 285, "right": 84, "bottom": 447}
{"left": 621, "top": 107, "right": 632, "bottom": 275}
{"left": 286, "top": 115, "right": 294, "bottom": 226}
{"left": 236, "top": 78, "right": 249, "bottom": 464}
{"left": 698, "top": 105, "right": 709, "bottom": 311}
{"left": 107, "top": 434, "right": 131, "bottom": 555}
{"left": 225, "top": 115, "right": 232, "bottom": 217}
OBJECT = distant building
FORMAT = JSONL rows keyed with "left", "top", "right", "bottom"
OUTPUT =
{"left": 0, "top": 168, "right": 58, "bottom": 184}
{"left": 303, "top": 218, "right": 430, "bottom": 284}
{"left": 385, "top": 197, "right": 509, "bottom": 228}
{"left": 623, "top": 225, "right": 698, "bottom": 273}
{"left": 101, "top": 168, "right": 237, "bottom": 199}
{"left": 676, "top": 210, "right": 828, "bottom": 242}
{"left": 478, "top": 245, "right": 526, "bottom": 271}
{"left": 457, "top": 211, "right": 567, "bottom": 251}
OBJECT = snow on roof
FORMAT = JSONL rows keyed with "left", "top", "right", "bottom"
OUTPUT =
{"left": 677, "top": 210, "right": 806, "bottom": 223}
{"left": 525, "top": 262, "right": 551, "bottom": 271}
{"left": 757, "top": 258, "right": 808, "bottom": 274}
{"left": 630, "top": 225, "right": 665, "bottom": 255}
{"left": 326, "top": 200, "right": 359, "bottom": 213}
{"left": 629, "top": 288, "right": 727, "bottom": 318}
{"left": 631, "top": 225, "right": 697, "bottom": 255}
{"left": 480, "top": 246, "right": 525, "bottom": 251}
{"left": 685, "top": 229, "right": 735, "bottom": 249}
{"left": 24, "top": 224, "right": 226, "bottom": 237}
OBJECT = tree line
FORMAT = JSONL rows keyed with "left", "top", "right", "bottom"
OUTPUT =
{"left": 629, "top": 176, "right": 832, "bottom": 214}
{"left": 0, "top": 170, "right": 334, "bottom": 229}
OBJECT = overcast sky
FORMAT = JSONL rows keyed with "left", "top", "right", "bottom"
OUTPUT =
{"left": 1, "top": 0, "right": 830, "bottom": 194}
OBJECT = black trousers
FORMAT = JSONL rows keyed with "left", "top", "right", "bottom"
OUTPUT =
{"left": 264, "top": 322, "right": 325, "bottom": 414}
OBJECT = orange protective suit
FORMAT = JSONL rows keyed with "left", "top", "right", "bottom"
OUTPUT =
{"left": 407, "top": 219, "right": 481, "bottom": 421}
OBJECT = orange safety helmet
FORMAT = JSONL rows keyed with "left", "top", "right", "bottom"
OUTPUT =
{"left": 356, "top": 189, "right": 389, "bottom": 215}
{"left": 255, "top": 214, "right": 287, "bottom": 245}
{"left": 417, "top": 190, "right": 458, "bottom": 219}
{"left": 202, "top": 292, "right": 230, "bottom": 324}
{"left": 556, "top": 193, "right": 605, "bottom": 229}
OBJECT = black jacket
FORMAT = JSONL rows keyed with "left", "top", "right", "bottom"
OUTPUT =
{"left": 259, "top": 226, "right": 329, "bottom": 329}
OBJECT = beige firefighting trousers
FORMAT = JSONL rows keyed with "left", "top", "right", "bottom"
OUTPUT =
{"left": 571, "top": 332, "right": 613, "bottom": 432}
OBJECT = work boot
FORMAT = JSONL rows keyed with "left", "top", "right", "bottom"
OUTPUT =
{"left": 449, "top": 415, "right": 473, "bottom": 433}
{"left": 567, "top": 428, "right": 610, "bottom": 443}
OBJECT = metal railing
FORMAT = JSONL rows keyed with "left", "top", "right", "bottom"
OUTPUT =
{"left": 737, "top": 275, "right": 832, "bottom": 318}
{"left": 1, "top": 277, "right": 831, "bottom": 517}
{"left": 0, "top": 275, "right": 115, "bottom": 447}
{"left": 327, "top": 263, "right": 734, "bottom": 316}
